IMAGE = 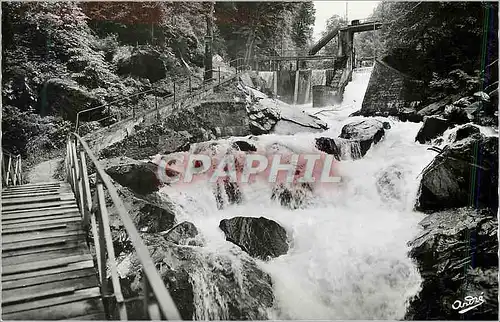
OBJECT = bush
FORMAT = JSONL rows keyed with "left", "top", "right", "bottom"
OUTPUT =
{"left": 2, "top": 105, "right": 72, "bottom": 158}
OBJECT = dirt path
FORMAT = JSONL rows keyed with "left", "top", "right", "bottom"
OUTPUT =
{"left": 26, "top": 158, "right": 63, "bottom": 183}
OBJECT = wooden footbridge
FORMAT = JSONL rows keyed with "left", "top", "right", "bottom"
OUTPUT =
{"left": 1, "top": 136, "right": 182, "bottom": 320}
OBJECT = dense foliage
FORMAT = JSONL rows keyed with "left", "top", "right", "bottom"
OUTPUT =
{"left": 375, "top": 1, "right": 498, "bottom": 84}
{"left": 1, "top": 1, "right": 316, "bottom": 164}
{"left": 215, "top": 1, "right": 315, "bottom": 60}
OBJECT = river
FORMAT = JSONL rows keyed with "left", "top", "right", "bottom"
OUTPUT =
{"left": 158, "top": 68, "right": 441, "bottom": 319}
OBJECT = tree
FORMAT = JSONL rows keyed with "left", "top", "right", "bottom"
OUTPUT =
{"left": 317, "top": 14, "right": 347, "bottom": 56}
{"left": 373, "top": 1, "right": 498, "bottom": 81}
{"left": 215, "top": 2, "right": 312, "bottom": 62}
{"left": 291, "top": 1, "right": 315, "bottom": 53}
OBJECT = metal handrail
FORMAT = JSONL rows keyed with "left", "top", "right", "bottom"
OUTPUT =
{"left": 1, "top": 149, "right": 22, "bottom": 187}
{"left": 64, "top": 133, "right": 182, "bottom": 320}
{"left": 76, "top": 58, "right": 248, "bottom": 135}
{"left": 78, "top": 60, "right": 252, "bottom": 138}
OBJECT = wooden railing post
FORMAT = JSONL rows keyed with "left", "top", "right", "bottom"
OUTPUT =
{"left": 69, "top": 130, "right": 183, "bottom": 321}
{"left": 79, "top": 151, "right": 92, "bottom": 228}
{"left": 70, "top": 139, "right": 83, "bottom": 214}
{"left": 96, "top": 177, "right": 127, "bottom": 320}
{"left": 1, "top": 153, "right": 7, "bottom": 186}
{"left": 6, "top": 156, "right": 12, "bottom": 186}
{"left": 17, "top": 156, "right": 22, "bottom": 184}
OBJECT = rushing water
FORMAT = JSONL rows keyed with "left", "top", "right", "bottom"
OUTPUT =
{"left": 157, "top": 68, "right": 443, "bottom": 319}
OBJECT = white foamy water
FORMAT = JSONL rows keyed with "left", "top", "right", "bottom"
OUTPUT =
{"left": 157, "top": 68, "right": 438, "bottom": 319}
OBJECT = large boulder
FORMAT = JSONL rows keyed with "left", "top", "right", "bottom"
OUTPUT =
{"left": 339, "top": 119, "right": 386, "bottom": 157}
{"left": 415, "top": 134, "right": 498, "bottom": 212}
{"left": 247, "top": 101, "right": 280, "bottom": 135}
{"left": 271, "top": 183, "right": 314, "bottom": 210}
{"left": 448, "top": 124, "right": 480, "bottom": 143}
{"left": 415, "top": 116, "right": 450, "bottom": 144}
{"left": 116, "top": 48, "right": 167, "bottom": 82}
{"left": 416, "top": 94, "right": 461, "bottom": 117}
{"left": 104, "top": 158, "right": 162, "bottom": 195}
{"left": 219, "top": 216, "right": 289, "bottom": 261}
{"left": 41, "top": 78, "right": 101, "bottom": 122}
{"left": 405, "top": 208, "right": 498, "bottom": 320}
{"left": 91, "top": 180, "right": 176, "bottom": 255}
{"left": 100, "top": 126, "right": 192, "bottom": 160}
{"left": 162, "top": 221, "right": 202, "bottom": 246}
{"left": 315, "top": 137, "right": 342, "bottom": 161}
{"left": 116, "top": 234, "right": 274, "bottom": 320}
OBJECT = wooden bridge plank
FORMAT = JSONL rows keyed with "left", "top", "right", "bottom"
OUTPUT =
{"left": 2, "top": 229, "right": 85, "bottom": 244}
{"left": 68, "top": 312, "right": 107, "bottom": 320}
{"left": 2, "top": 205, "right": 78, "bottom": 217}
{"left": 2, "top": 240, "right": 87, "bottom": 258}
{"left": 1, "top": 191, "right": 61, "bottom": 199}
{"left": 1, "top": 181, "right": 105, "bottom": 320}
{"left": 2, "top": 275, "right": 98, "bottom": 304}
{"left": 2, "top": 217, "right": 81, "bottom": 230}
{"left": 2, "top": 223, "right": 68, "bottom": 234}
{"left": 2, "top": 245, "right": 89, "bottom": 266}
{"left": 2, "top": 296, "right": 104, "bottom": 320}
{"left": 2, "top": 200, "right": 76, "bottom": 212}
{"left": 2, "top": 286, "right": 76, "bottom": 306}
{"left": 1, "top": 235, "right": 81, "bottom": 252}
{"left": 2, "top": 268, "right": 96, "bottom": 290}
{"left": 2, "top": 254, "right": 92, "bottom": 275}
{"left": 2, "top": 209, "right": 80, "bottom": 221}
{"left": 2, "top": 188, "right": 61, "bottom": 195}
{"left": 2, "top": 260, "right": 95, "bottom": 282}
{"left": 3, "top": 181, "right": 61, "bottom": 188}
{"left": 1, "top": 287, "right": 101, "bottom": 315}
{"left": 2, "top": 194, "right": 74, "bottom": 205}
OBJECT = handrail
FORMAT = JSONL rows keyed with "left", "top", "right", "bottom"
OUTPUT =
{"left": 76, "top": 58, "right": 248, "bottom": 135}
{"left": 64, "top": 133, "right": 182, "bottom": 320}
{"left": 78, "top": 59, "right": 251, "bottom": 138}
{"left": 1, "top": 149, "right": 22, "bottom": 187}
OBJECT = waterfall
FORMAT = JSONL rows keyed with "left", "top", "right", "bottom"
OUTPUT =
{"left": 154, "top": 68, "right": 438, "bottom": 319}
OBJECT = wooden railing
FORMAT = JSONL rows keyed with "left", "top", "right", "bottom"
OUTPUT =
{"left": 64, "top": 133, "right": 181, "bottom": 320}
{"left": 75, "top": 58, "right": 249, "bottom": 135}
{"left": 1, "top": 149, "right": 22, "bottom": 187}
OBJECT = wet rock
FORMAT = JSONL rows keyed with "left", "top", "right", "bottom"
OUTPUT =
{"left": 473, "top": 91, "right": 490, "bottom": 102}
{"left": 339, "top": 119, "right": 386, "bottom": 156}
{"left": 214, "top": 179, "right": 243, "bottom": 210}
{"left": 162, "top": 221, "right": 202, "bottom": 246}
{"left": 219, "top": 216, "right": 289, "bottom": 261}
{"left": 247, "top": 102, "right": 280, "bottom": 135}
{"left": 444, "top": 104, "right": 470, "bottom": 125}
{"left": 315, "top": 137, "right": 341, "bottom": 161}
{"left": 232, "top": 140, "right": 257, "bottom": 152}
{"left": 92, "top": 181, "right": 176, "bottom": 255}
{"left": 417, "top": 94, "right": 461, "bottom": 117}
{"left": 105, "top": 159, "right": 161, "bottom": 195}
{"left": 271, "top": 183, "right": 314, "bottom": 210}
{"left": 406, "top": 208, "right": 498, "bottom": 320}
{"left": 416, "top": 134, "right": 498, "bottom": 212}
{"left": 398, "top": 109, "right": 423, "bottom": 123}
{"left": 375, "top": 164, "right": 404, "bottom": 203}
{"left": 117, "top": 234, "right": 274, "bottom": 320}
{"left": 415, "top": 116, "right": 450, "bottom": 144}
{"left": 448, "top": 124, "right": 480, "bottom": 143}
